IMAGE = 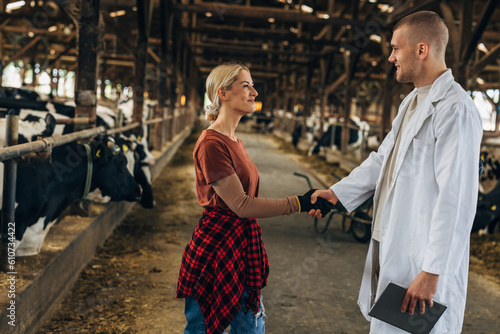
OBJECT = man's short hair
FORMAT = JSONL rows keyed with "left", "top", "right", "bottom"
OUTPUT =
{"left": 394, "top": 11, "right": 449, "bottom": 57}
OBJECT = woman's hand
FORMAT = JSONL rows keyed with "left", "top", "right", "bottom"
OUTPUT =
{"left": 308, "top": 189, "right": 343, "bottom": 218}
{"left": 297, "top": 189, "right": 335, "bottom": 218}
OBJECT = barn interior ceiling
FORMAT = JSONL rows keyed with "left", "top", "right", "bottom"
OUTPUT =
{"left": 0, "top": 0, "right": 499, "bottom": 111}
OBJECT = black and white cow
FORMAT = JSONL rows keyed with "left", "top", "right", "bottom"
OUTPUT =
{"left": 115, "top": 135, "right": 156, "bottom": 208}
{"left": 7, "top": 135, "right": 142, "bottom": 256}
{"left": 0, "top": 113, "right": 56, "bottom": 145}
{"left": 307, "top": 117, "right": 370, "bottom": 156}
{"left": 0, "top": 113, "right": 58, "bottom": 207}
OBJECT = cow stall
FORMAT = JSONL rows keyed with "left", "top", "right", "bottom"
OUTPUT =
{"left": 0, "top": 107, "right": 195, "bottom": 334}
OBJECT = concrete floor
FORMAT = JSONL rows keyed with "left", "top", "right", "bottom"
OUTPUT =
{"left": 238, "top": 132, "right": 499, "bottom": 334}
{"left": 39, "top": 130, "right": 500, "bottom": 333}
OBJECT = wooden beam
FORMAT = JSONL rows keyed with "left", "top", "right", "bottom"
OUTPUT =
{"left": 75, "top": 0, "right": 100, "bottom": 130}
{"left": 190, "top": 42, "right": 324, "bottom": 57}
{"left": 482, "top": 31, "right": 500, "bottom": 41}
{"left": 8, "top": 35, "right": 42, "bottom": 64}
{"left": 147, "top": 47, "right": 161, "bottom": 63}
{"left": 0, "top": 25, "right": 77, "bottom": 38}
{"left": 351, "top": 56, "right": 384, "bottom": 87}
{"left": 461, "top": 0, "right": 500, "bottom": 66}
{"left": 471, "top": 42, "right": 500, "bottom": 77}
{"left": 174, "top": 3, "right": 367, "bottom": 27}
{"left": 459, "top": 0, "right": 473, "bottom": 62}
{"left": 388, "top": 0, "right": 441, "bottom": 26}
{"left": 48, "top": 34, "right": 77, "bottom": 67}
{"left": 133, "top": 0, "right": 152, "bottom": 125}
{"left": 325, "top": 72, "right": 347, "bottom": 94}
{"left": 440, "top": 2, "right": 461, "bottom": 63}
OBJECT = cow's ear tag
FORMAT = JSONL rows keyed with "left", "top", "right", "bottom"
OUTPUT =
{"left": 137, "top": 136, "right": 142, "bottom": 141}
{"left": 122, "top": 144, "right": 129, "bottom": 153}
{"left": 96, "top": 149, "right": 101, "bottom": 158}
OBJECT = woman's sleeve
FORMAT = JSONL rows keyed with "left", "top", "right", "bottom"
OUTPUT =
{"left": 197, "top": 139, "right": 236, "bottom": 184}
{"left": 212, "top": 174, "right": 299, "bottom": 218}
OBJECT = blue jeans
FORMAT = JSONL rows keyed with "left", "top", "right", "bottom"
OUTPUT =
{"left": 184, "top": 289, "right": 266, "bottom": 334}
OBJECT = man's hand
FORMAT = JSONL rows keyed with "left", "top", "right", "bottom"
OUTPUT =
{"left": 307, "top": 189, "right": 341, "bottom": 218}
{"left": 297, "top": 189, "right": 334, "bottom": 218}
{"left": 401, "top": 271, "right": 439, "bottom": 315}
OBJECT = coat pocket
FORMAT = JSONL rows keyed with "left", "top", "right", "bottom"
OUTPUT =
{"left": 401, "top": 138, "right": 434, "bottom": 179}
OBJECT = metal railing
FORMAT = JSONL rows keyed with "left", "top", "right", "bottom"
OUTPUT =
{"left": 0, "top": 106, "right": 196, "bottom": 270}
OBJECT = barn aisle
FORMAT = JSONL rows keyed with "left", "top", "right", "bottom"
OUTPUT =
{"left": 38, "top": 129, "right": 500, "bottom": 333}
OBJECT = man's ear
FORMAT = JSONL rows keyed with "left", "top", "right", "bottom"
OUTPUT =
{"left": 418, "top": 42, "right": 429, "bottom": 60}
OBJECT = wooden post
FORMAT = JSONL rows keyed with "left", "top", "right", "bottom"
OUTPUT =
{"left": 0, "top": 0, "right": 3, "bottom": 86}
{"left": 154, "top": 0, "right": 170, "bottom": 150}
{"left": 381, "top": 61, "right": 395, "bottom": 141}
{"left": 75, "top": 0, "right": 100, "bottom": 130}
{"left": 133, "top": 0, "right": 152, "bottom": 129}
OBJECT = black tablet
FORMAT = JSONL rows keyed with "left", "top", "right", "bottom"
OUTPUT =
{"left": 368, "top": 282, "right": 447, "bottom": 334}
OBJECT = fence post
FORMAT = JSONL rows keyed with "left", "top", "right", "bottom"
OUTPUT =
{"left": 1, "top": 115, "right": 19, "bottom": 271}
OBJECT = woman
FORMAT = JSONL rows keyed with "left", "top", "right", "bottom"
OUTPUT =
{"left": 176, "top": 61, "right": 332, "bottom": 334}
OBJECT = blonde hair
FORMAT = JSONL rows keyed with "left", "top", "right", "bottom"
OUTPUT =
{"left": 204, "top": 61, "right": 249, "bottom": 121}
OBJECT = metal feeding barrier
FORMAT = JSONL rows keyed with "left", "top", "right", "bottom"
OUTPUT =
{"left": 0, "top": 116, "right": 142, "bottom": 270}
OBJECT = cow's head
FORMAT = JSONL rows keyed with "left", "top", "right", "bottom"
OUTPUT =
{"left": 115, "top": 134, "right": 156, "bottom": 208}
{"left": 89, "top": 135, "right": 142, "bottom": 202}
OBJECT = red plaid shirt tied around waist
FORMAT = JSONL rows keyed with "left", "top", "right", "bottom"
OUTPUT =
{"left": 177, "top": 207, "right": 269, "bottom": 334}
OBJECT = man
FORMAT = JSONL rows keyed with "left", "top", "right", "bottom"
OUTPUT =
{"left": 309, "top": 11, "right": 483, "bottom": 333}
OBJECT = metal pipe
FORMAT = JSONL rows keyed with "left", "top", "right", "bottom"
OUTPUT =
{"left": 106, "top": 122, "right": 140, "bottom": 135}
{"left": 0, "top": 126, "right": 106, "bottom": 162}
{"left": 144, "top": 117, "right": 164, "bottom": 125}
{"left": 55, "top": 117, "right": 92, "bottom": 125}
{"left": 1, "top": 115, "right": 19, "bottom": 269}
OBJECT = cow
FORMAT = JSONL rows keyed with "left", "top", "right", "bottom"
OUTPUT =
{"left": 6, "top": 135, "right": 142, "bottom": 256}
{"left": 307, "top": 117, "right": 369, "bottom": 157}
{"left": 115, "top": 135, "right": 156, "bottom": 208}
{"left": 473, "top": 153, "right": 500, "bottom": 234}
{"left": 0, "top": 113, "right": 58, "bottom": 208}
{"left": 0, "top": 113, "right": 56, "bottom": 145}
{"left": 1, "top": 91, "right": 156, "bottom": 209}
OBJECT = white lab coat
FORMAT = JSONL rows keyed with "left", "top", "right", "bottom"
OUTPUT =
{"left": 332, "top": 70, "right": 483, "bottom": 334}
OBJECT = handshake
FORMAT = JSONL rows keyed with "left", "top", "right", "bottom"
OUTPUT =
{"left": 296, "top": 189, "right": 345, "bottom": 218}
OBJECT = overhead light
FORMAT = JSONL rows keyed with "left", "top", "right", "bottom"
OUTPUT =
{"left": 301, "top": 5, "right": 313, "bottom": 13}
{"left": 27, "top": 31, "right": 35, "bottom": 38}
{"left": 387, "top": 6, "right": 394, "bottom": 13}
{"left": 109, "top": 10, "right": 126, "bottom": 18}
{"left": 339, "top": 47, "right": 345, "bottom": 53}
{"left": 346, "top": 24, "right": 352, "bottom": 30}
{"left": 369, "top": 0, "right": 377, "bottom": 3}
{"left": 282, "top": 40, "right": 289, "bottom": 46}
{"left": 49, "top": 49, "right": 56, "bottom": 55}
{"left": 6, "top": 0, "right": 25, "bottom": 12}
{"left": 369, "top": 34, "right": 381, "bottom": 43}
{"left": 205, "top": 12, "right": 213, "bottom": 17}
{"left": 290, "top": 27, "right": 299, "bottom": 34}
{"left": 268, "top": 17, "right": 275, "bottom": 23}
{"left": 378, "top": 4, "right": 390, "bottom": 12}
{"left": 478, "top": 43, "right": 489, "bottom": 53}
{"left": 371, "top": 61, "right": 378, "bottom": 66}
{"left": 476, "top": 77, "right": 485, "bottom": 85}
{"left": 48, "top": 25, "right": 57, "bottom": 32}
{"left": 316, "top": 13, "right": 329, "bottom": 19}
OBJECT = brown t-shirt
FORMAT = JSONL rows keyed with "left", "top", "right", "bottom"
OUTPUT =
{"left": 194, "top": 129, "right": 260, "bottom": 210}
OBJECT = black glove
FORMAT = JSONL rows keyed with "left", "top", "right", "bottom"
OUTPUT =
{"left": 297, "top": 189, "right": 335, "bottom": 217}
